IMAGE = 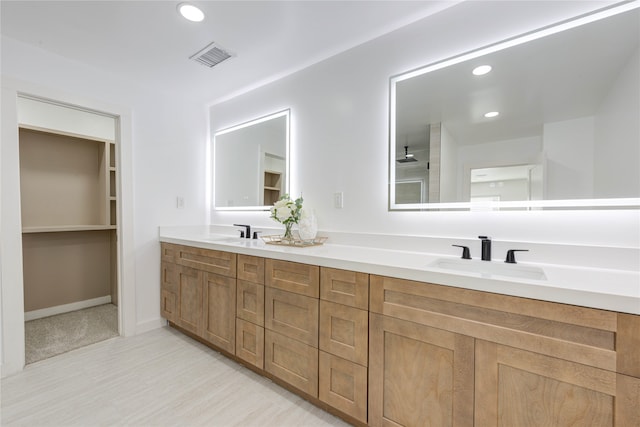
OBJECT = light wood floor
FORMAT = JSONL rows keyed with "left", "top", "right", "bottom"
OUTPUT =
{"left": 1, "top": 326, "right": 350, "bottom": 426}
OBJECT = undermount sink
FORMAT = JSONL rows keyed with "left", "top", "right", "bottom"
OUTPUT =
{"left": 204, "top": 236, "right": 245, "bottom": 244}
{"left": 428, "top": 258, "right": 547, "bottom": 281}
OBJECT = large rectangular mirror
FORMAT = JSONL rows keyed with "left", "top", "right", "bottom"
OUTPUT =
{"left": 214, "top": 109, "right": 290, "bottom": 210}
{"left": 390, "top": 3, "right": 640, "bottom": 210}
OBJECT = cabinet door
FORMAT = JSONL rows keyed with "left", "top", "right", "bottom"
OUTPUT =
{"left": 236, "top": 318, "right": 264, "bottom": 369}
{"left": 175, "top": 265, "right": 204, "bottom": 336}
{"left": 265, "top": 259, "right": 319, "bottom": 297}
{"left": 369, "top": 313, "right": 474, "bottom": 427}
{"left": 265, "top": 287, "right": 318, "bottom": 347}
{"left": 265, "top": 329, "right": 318, "bottom": 397}
{"left": 320, "top": 267, "right": 369, "bottom": 310}
{"left": 202, "top": 272, "right": 236, "bottom": 353}
{"left": 475, "top": 339, "right": 624, "bottom": 427}
{"left": 160, "top": 261, "right": 178, "bottom": 323}
{"left": 237, "top": 254, "right": 265, "bottom": 285}
{"left": 236, "top": 280, "right": 264, "bottom": 326}
{"left": 319, "top": 300, "right": 368, "bottom": 366}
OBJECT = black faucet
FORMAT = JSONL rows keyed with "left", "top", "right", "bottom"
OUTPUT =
{"left": 478, "top": 236, "right": 491, "bottom": 261}
{"left": 234, "top": 224, "right": 251, "bottom": 239}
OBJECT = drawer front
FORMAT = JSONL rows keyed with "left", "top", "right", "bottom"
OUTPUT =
{"left": 265, "top": 329, "right": 319, "bottom": 398}
{"left": 176, "top": 244, "right": 237, "bottom": 278}
{"left": 237, "top": 254, "right": 265, "bottom": 285}
{"left": 320, "top": 267, "right": 369, "bottom": 310}
{"left": 319, "top": 351, "right": 368, "bottom": 423}
{"left": 265, "top": 287, "right": 319, "bottom": 347}
{"left": 319, "top": 300, "right": 368, "bottom": 366}
{"left": 370, "top": 275, "right": 617, "bottom": 371}
{"left": 236, "top": 280, "right": 265, "bottom": 326}
{"left": 265, "top": 259, "right": 319, "bottom": 297}
{"left": 236, "top": 318, "right": 264, "bottom": 370}
{"left": 161, "top": 242, "right": 178, "bottom": 263}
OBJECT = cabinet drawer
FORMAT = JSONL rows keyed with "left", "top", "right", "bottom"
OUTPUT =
{"left": 265, "top": 329, "right": 318, "bottom": 398}
{"left": 237, "top": 254, "right": 265, "bottom": 285}
{"left": 265, "top": 259, "right": 319, "bottom": 297}
{"left": 236, "top": 318, "right": 264, "bottom": 370}
{"left": 320, "top": 267, "right": 369, "bottom": 310}
{"left": 161, "top": 242, "right": 178, "bottom": 263}
{"left": 319, "top": 351, "right": 367, "bottom": 423}
{"left": 236, "top": 280, "right": 264, "bottom": 326}
{"left": 175, "top": 244, "right": 237, "bottom": 278}
{"left": 370, "top": 275, "right": 617, "bottom": 371}
{"left": 265, "top": 287, "right": 319, "bottom": 347}
{"left": 319, "top": 300, "right": 368, "bottom": 366}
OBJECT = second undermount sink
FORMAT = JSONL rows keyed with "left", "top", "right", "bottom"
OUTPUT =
{"left": 429, "top": 257, "right": 547, "bottom": 281}
{"left": 204, "top": 236, "right": 245, "bottom": 244}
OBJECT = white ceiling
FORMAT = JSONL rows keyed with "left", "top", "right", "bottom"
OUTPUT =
{"left": 0, "top": 0, "right": 455, "bottom": 104}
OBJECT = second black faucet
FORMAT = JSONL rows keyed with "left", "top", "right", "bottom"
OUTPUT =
{"left": 478, "top": 236, "right": 491, "bottom": 261}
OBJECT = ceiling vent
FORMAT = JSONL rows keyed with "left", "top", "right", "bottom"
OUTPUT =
{"left": 190, "top": 42, "right": 234, "bottom": 68}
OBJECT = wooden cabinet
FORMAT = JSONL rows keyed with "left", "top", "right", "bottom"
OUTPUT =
{"left": 160, "top": 243, "right": 237, "bottom": 354}
{"left": 160, "top": 261, "right": 178, "bottom": 323}
{"left": 161, "top": 244, "right": 640, "bottom": 427}
{"left": 235, "top": 255, "right": 266, "bottom": 369}
{"left": 264, "top": 259, "right": 320, "bottom": 397}
{"left": 318, "top": 267, "right": 369, "bottom": 423}
{"left": 369, "top": 274, "right": 638, "bottom": 427}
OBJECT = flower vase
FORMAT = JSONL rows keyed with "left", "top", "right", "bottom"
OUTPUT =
{"left": 298, "top": 209, "right": 318, "bottom": 241}
{"left": 283, "top": 223, "right": 294, "bottom": 242}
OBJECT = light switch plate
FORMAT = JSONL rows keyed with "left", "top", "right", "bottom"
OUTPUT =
{"left": 334, "top": 192, "right": 343, "bottom": 209}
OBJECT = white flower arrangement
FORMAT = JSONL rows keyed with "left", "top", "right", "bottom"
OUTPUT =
{"left": 270, "top": 194, "right": 303, "bottom": 238}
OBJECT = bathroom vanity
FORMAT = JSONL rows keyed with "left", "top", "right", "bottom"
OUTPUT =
{"left": 159, "top": 229, "right": 639, "bottom": 427}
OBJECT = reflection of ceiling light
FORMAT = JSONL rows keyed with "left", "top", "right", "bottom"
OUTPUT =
{"left": 472, "top": 65, "right": 492, "bottom": 75}
{"left": 178, "top": 3, "right": 205, "bottom": 22}
{"left": 484, "top": 111, "right": 499, "bottom": 118}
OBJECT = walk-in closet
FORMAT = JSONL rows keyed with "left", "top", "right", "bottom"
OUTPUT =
{"left": 18, "top": 96, "right": 120, "bottom": 363}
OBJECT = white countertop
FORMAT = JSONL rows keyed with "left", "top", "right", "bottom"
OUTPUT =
{"left": 159, "top": 228, "right": 640, "bottom": 315}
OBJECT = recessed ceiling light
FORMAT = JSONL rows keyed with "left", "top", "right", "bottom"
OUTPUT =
{"left": 472, "top": 65, "right": 492, "bottom": 76}
{"left": 484, "top": 111, "right": 499, "bottom": 118}
{"left": 178, "top": 3, "right": 205, "bottom": 22}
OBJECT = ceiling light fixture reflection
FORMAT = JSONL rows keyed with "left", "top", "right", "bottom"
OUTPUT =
{"left": 178, "top": 3, "right": 205, "bottom": 22}
{"left": 472, "top": 65, "right": 492, "bottom": 75}
{"left": 484, "top": 111, "right": 499, "bottom": 118}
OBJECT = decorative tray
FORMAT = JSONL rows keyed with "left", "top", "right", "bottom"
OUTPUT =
{"left": 261, "top": 234, "right": 327, "bottom": 247}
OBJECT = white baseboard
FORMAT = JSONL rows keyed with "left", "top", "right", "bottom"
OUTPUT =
{"left": 24, "top": 296, "right": 112, "bottom": 321}
{"left": 136, "top": 317, "right": 165, "bottom": 335}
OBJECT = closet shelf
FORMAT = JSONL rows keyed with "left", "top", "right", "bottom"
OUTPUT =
{"left": 22, "top": 225, "right": 117, "bottom": 234}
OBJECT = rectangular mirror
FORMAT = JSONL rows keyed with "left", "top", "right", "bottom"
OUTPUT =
{"left": 214, "top": 109, "right": 290, "bottom": 210}
{"left": 390, "top": 3, "right": 640, "bottom": 210}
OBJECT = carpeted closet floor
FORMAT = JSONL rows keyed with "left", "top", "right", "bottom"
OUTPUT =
{"left": 25, "top": 304, "right": 119, "bottom": 364}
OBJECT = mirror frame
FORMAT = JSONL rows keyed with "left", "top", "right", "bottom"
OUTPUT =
{"left": 389, "top": 2, "right": 640, "bottom": 211}
{"left": 213, "top": 109, "right": 290, "bottom": 211}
